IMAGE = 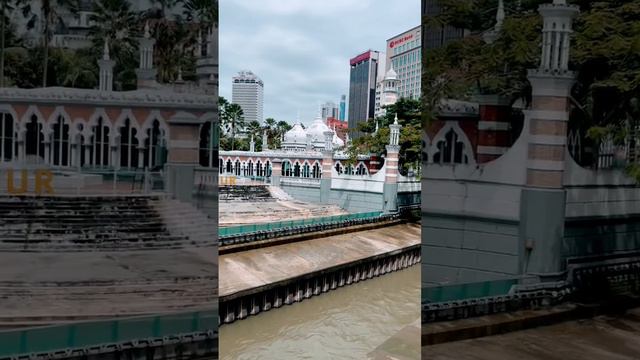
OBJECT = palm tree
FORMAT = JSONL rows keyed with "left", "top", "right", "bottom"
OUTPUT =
{"left": 182, "top": 0, "right": 217, "bottom": 27}
{"left": 150, "top": 0, "right": 179, "bottom": 20}
{"left": 273, "top": 120, "right": 292, "bottom": 149}
{"left": 182, "top": 0, "right": 217, "bottom": 58}
{"left": 89, "top": 0, "right": 138, "bottom": 90}
{"left": 225, "top": 103, "right": 243, "bottom": 151}
{"left": 265, "top": 117, "right": 276, "bottom": 128}
{"left": 21, "top": 0, "right": 79, "bottom": 87}
{"left": 0, "top": 0, "right": 23, "bottom": 87}
{"left": 246, "top": 120, "right": 261, "bottom": 143}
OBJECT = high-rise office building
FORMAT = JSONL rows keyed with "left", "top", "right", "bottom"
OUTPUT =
{"left": 339, "top": 95, "right": 346, "bottom": 121}
{"left": 321, "top": 101, "right": 340, "bottom": 120}
{"left": 231, "top": 70, "right": 264, "bottom": 132}
{"left": 386, "top": 26, "right": 421, "bottom": 100}
{"left": 422, "top": 0, "right": 467, "bottom": 50}
{"left": 348, "top": 50, "right": 382, "bottom": 131}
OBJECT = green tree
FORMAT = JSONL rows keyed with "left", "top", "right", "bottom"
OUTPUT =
{"left": 424, "top": 0, "right": 640, "bottom": 176}
{"left": 89, "top": 0, "right": 139, "bottom": 90}
{"left": 21, "top": 0, "right": 79, "bottom": 87}
{"left": 182, "top": 0, "right": 218, "bottom": 27}
{"left": 224, "top": 103, "right": 244, "bottom": 151}
{"left": 346, "top": 98, "right": 422, "bottom": 175}
{"left": 0, "top": 0, "right": 23, "bottom": 86}
{"left": 246, "top": 120, "right": 262, "bottom": 143}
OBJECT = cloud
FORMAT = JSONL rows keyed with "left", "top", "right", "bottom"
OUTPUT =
{"left": 219, "top": 0, "right": 419, "bottom": 124}
{"left": 230, "top": 0, "right": 372, "bottom": 16}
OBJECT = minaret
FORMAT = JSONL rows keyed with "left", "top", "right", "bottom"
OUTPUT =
{"left": 521, "top": 0, "right": 579, "bottom": 276}
{"left": 262, "top": 129, "right": 269, "bottom": 151}
{"left": 378, "top": 65, "right": 399, "bottom": 116}
{"left": 320, "top": 129, "right": 334, "bottom": 204}
{"left": 383, "top": 113, "right": 402, "bottom": 213}
{"left": 483, "top": 0, "right": 505, "bottom": 44}
{"left": 196, "top": 25, "right": 218, "bottom": 92}
{"left": 249, "top": 135, "right": 255, "bottom": 152}
{"left": 98, "top": 38, "right": 114, "bottom": 92}
{"left": 136, "top": 21, "right": 158, "bottom": 89}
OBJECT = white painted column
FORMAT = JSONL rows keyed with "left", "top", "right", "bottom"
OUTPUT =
{"left": 138, "top": 147, "right": 145, "bottom": 168}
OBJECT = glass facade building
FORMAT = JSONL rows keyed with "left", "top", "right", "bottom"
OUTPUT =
{"left": 348, "top": 50, "right": 381, "bottom": 132}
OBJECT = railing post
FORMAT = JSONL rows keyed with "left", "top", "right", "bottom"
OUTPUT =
{"left": 144, "top": 167, "right": 149, "bottom": 194}
{"left": 112, "top": 167, "right": 117, "bottom": 194}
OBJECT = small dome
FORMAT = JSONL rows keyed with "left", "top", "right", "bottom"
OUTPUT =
{"left": 384, "top": 66, "right": 397, "bottom": 81}
{"left": 283, "top": 123, "right": 307, "bottom": 145}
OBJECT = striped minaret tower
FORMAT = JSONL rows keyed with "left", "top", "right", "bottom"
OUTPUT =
{"left": 520, "top": 0, "right": 579, "bottom": 275}
{"left": 98, "top": 38, "right": 114, "bottom": 92}
{"left": 320, "top": 130, "right": 334, "bottom": 204}
{"left": 384, "top": 114, "right": 402, "bottom": 213}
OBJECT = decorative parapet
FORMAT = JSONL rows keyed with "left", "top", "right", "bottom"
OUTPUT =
{"left": 436, "top": 99, "right": 480, "bottom": 118}
{"left": 0, "top": 87, "right": 217, "bottom": 110}
{"left": 280, "top": 178, "right": 321, "bottom": 187}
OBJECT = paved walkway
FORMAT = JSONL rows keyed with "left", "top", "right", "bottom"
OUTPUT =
{"left": 0, "top": 247, "right": 216, "bottom": 321}
{"left": 219, "top": 223, "right": 420, "bottom": 297}
{"left": 424, "top": 308, "right": 640, "bottom": 359}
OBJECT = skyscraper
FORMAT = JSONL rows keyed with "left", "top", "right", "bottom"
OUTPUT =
{"left": 321, "top": 101, "right": 340, "bottom": 120}
{"left": 348, "top": 50, "right": 382, "bottom": 132}
{"left": 339, "top": 95, "right": 346, "bottom": 121}
{"left": 231, "top": 70, "right": 264, "bottom": 130}
{"left": 386, "top": 26, "right": 421, "bottom": 100}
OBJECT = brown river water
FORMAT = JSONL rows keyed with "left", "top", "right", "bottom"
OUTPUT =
{"left": 219, "top": 265, "right": 420, "bottom": 360}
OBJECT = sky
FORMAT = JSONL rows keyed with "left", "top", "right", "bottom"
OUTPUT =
{"left": 219, "top": 0, "right": 419, "bottom": 126}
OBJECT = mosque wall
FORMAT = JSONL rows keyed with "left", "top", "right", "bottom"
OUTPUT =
{"left": 280, "top": 183, "right": 322, "bottom": 204}
{"left": 329, "top": 189, "right": 385, "bottom": 213}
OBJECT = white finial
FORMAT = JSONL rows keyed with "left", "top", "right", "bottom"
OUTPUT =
{"left": 177, "top": 67, "right": 183, "bottom": 81}
{"left": 496, "top": 0, "right": 505, "bottom": 30}
{"left": 375, "top": 120, "right": 379, "bottom": 133}
{"left": 394, "top": 113, "right": 399, "bottom": 125}
{"left": 102, "top": 38, "right": 110, "bottom": 60}
{"left": 144, "top": 21, "right": 151, "bottom": 39}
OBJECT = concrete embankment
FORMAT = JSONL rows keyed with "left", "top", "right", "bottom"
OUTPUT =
{"left": 219, "top": 223, "right": 421, "bottom": 324}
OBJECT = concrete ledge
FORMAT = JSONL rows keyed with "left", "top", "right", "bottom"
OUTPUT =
{"left": 423, "top": 296, "right": 640, "bottom": 346}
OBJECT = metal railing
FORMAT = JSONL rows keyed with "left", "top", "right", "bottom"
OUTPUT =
{"left": 0, "top": 310, "right": 217, "bottom": 358}
{"left": 422, "top": 279, "right": 518, "bottom": 304}
{"left": 219, "top": 211, "right": 383, "bottom": 238}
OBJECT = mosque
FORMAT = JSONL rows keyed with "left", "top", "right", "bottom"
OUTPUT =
{"left": 219, "top": 110, "right": 375, "bottom": 180}
{"left": 0, "top": 23, "right": 218, "bottom": 200}
{"left": 219, "top": 111, "right": 421, "bottom": 214}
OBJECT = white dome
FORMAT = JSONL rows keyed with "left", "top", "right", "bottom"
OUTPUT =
{"left": 283, "top": 123, "right": 307, "bottom": 144}
{"left": 306, "top": 115, "right": 331, "bottom": 146}
{"left": 384, "top": 65, "right": 397, "bottom": 81}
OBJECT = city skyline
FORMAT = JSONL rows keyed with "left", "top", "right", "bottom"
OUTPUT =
{"left": 219, "top": 0, "right": 417, "bottom": 126}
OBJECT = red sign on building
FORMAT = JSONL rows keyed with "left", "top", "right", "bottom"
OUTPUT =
{"left": 389, "top": 34, "right": 414, "bottom": 49}
{"left": 350, "top": 51, "right": 372, "bottom": 66}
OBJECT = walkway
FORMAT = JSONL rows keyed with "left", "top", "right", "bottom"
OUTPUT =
{"left": 219, "top": 223, "right": 420, "bottom": 298}
{"left": 424, "top": 307, "right": 640, "bottom": 359}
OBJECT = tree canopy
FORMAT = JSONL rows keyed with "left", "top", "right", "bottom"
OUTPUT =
{"left": 423, "top": 0, "right": 640, "bottom": 170}
{"left": 346, "top": 98, "right": 422, "bottom": 175}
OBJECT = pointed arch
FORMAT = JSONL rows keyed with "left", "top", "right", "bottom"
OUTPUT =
{"left": 428, "top": 121, "right": 475, "bottom": 165}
